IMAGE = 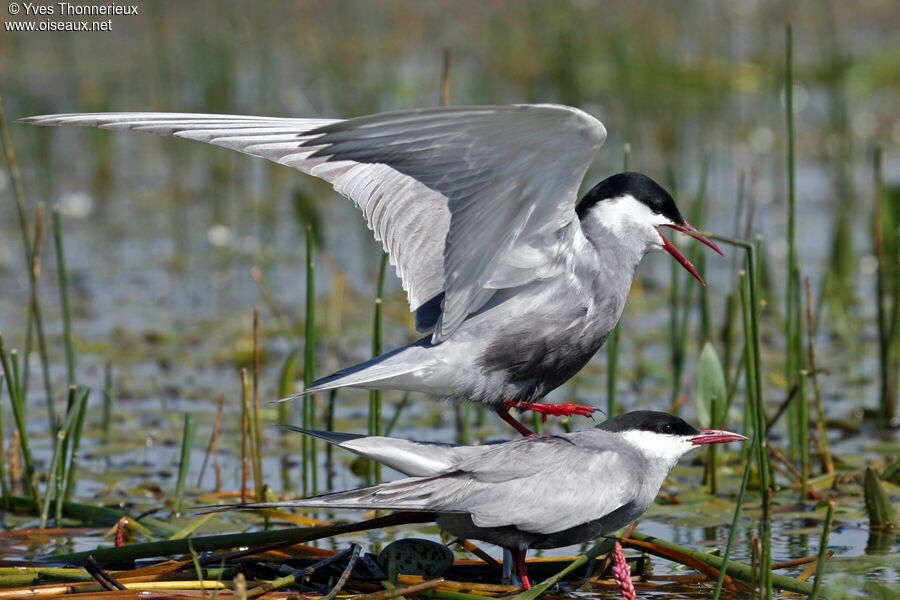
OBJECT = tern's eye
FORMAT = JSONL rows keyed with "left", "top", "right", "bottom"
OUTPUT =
{"left": 660, "top": 423, "right": 676, "bottom": 434}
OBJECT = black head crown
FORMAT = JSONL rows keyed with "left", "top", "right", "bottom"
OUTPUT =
{"left": 595, "top": 410, "right": 700, "bottom": 437}
{"left": 576, "top": 172, "right": 685, "bottom": 225}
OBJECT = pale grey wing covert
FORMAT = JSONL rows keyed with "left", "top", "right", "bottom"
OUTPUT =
{"left": 431, "top": 434, "right": 641, "bottom": 533}
{"left": 257, "top": 434, "right": 640, "bottom": 535}
{"left": 21, "top": 105, "right": 608, "bottom": 341}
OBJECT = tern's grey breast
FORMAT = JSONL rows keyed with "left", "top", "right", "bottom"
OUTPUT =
{"left": 436, "top": 500, "right": 643, "bottom": 550}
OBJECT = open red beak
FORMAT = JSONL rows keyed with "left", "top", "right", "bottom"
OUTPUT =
{"left": 655, "top": 221, "right": 724, "bottom": 286}
{"left": 689, "top": 428, "right": 748, "bottom": 445}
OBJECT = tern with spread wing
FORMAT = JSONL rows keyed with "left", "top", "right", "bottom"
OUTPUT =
{"left": 21, "top": 105, "right": 722, "bottom": 434}
{"left": 221, "top": 411, "right": 747, "bottom": 588}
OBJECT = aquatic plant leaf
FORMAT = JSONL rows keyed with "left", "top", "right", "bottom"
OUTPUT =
{"left": 694, "top": 342, "right": 727, "bottom": 428}
{"left": 864, "top": 467, "right": 899, "bottom": 528}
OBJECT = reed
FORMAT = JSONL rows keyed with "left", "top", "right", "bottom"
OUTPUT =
{"left": 0, "top": 373, "right": 10, "bottom": 508}
{"left": 667, "top": 162, "right": 710, "bottom": 409}
{"left": 252, "top": 307, "right": 264, "bottom": 501}
{"left": 52, "top": 208, "right": 77, "bottom": 386}
{"left": 368, "top": 252, "right": 389, "bottom": 485}
{"left": 172, "top": 412, "right": 194, "bottom": 518}
{"left": 240, "top": 368, "right": 250, "bottom": 503}
{"left": 101, "top": 363, "right": 112, "bottom": 436}
{"left": 711, "top": 434, "right": 757, "bottom": 600}
{"left": 872, "top": 145, "right": 898, "bottom": 426}
{"left": 26, "top": 203, "right": 55, "bottom": 432}
{"left": 61, "top": 382, "right": 89, "bottom": 504}
{"left": 42, "top": 386, "right": 88, "bottom": 527}
{"left": 809, "top": 501, "right": 835, "bottom": 600}
{"left": 384, "top": 393, "right": 410, "bottom": 437}
{"left": 0, "top": 335, "right": 37, "bottom": 499}
{"left": 711, "top": 233, "right": 774, "bottom": 597}
{"left": 278, "top": 350, "right": 298, "bottom": 429}
{"left": 303, "top": 224, "right": 318, "bottom": 495}
{"left": 1, "top": 101, "right": 56, "bottom": 432}
{"left": 606, "top": 143, "right": 630, "bottom": 417}
{"left": 784, "top": 24, "right": 807, "bottom": 461}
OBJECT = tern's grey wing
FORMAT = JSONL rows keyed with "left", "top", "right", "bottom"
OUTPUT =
{"left": 304, "top": 104, "right": 607, "bottom": 341}
{"left": 431, "top": 433, "right": 645, "bottom": 534}
{"left": 229, "top": 474, "right": 470, "bottom": 513}
{"left": 289, "top": 427, "right": 478, "bottom": 477}
{"left": 18, "top": 112, "right": 447, "bottom": 317}
{"left": 233, "top": 434, "right": 642, "bottom": 534}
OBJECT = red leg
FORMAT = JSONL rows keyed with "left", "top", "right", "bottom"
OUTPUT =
{"left": 497, "top": 407, "right": 536, "bottom": 437}
{"left": 505, "top": 399, "right": 597, "bottom": 419}
{"left": 510, "top": 547, "right": 532, "bottom": 589}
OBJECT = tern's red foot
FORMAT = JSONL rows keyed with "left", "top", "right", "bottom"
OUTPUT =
{"left": 504, "top": 400, "right": 598, "bottom": 419}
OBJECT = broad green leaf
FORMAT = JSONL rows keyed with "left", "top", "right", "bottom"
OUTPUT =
{"left": 694, "top": 342, "right": 727, "bottom": 429}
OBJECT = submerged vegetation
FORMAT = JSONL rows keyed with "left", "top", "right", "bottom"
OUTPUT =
{"left": 0, "top": 1, "right": 898, "bottom": 598}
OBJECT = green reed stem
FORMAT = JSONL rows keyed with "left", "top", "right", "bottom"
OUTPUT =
{"left": 62, "top": 384, "right": 89, "bottom": 503}
{"left": 798, "top": 369, "right": 810, "bottom": 500}
{"left": 0, "top": 336, "right": 36, "bottom": 498}
{"left": 693, "top": 157, "right": 711, "bottom": 342}
{"left": 172, "top": 412, "right": 194, "bottom": 517}
{"left": 707, "top": 395, "right": 718, "bottom": 495}
{"left": 872, "top": 145, "right": 897, "bottom": 426}
{"left": 457, "top": 405, "right": 471, "bottom": 445}
{"left": 385, "top": 393, "right": 410, "bottom": 437}
{"left": 325, "top": 388, "right": 337, "bottom": 491}
{"left": 26, "top": 203, "right": 56, "bottom": 432}
{"left": 809, "top": 501, "right": 835, "bottom": 600}
{"left": 240, "top": 368, "right": 256, "bottom": 502}
{"left": 0, "top": 97, "right": 32, "bottom": 267}
{"left": 607, "top": 144, "right": 630, "bottom": 417}
{"left": 711, "top": 434, "right": 757, "bottom": 600}
{"left": 52, "top": 208, "right": 76, "bottom": 385}
{"left": 43, "top": 386, "right": 87, "bottom": 528}
{"left": 102, "top": 363, "right": 112, "bottom": 436}
{"left": 0, "top": 372, "right": 9, "bottom": 508}
{"left": 606, "top": 324, "right": 620, "bottom": 417}
{"left": 43, "top": 385, "right": 73, "bottom": 528}
{"left": 785, "top": 23, "right": 806, "bottom": 461}
{"left": 0, "top": 98, "right": 57, "bottom": 432}
{"left": 245, "top": 374, "right": 262, "bottom": 502}
{"left": 368, "top": 251, "right": 389, "bottom": 485}
{"left": 751, "top": 237, "right": 773, "bottom": 600}
{"left": 303, "top": 224, "right": 318, "bottom": 496}
{"left": 252, "top": 307, "right": 264, "bottom": 502}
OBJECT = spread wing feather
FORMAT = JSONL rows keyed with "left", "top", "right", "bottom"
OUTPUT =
{"left": 21, "top": 104, "right": 607, "bottom": 340}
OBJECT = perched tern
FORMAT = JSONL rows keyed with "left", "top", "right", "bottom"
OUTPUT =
{"left": 220, "top": 411, "right": 748, "bottom": 588}
{"left": 21, "top": 105, "right": 722, "bottom": 434}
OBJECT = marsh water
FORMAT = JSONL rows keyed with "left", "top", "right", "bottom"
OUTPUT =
{"left": 1, "top": 1, "right": 899, "bottom": 597}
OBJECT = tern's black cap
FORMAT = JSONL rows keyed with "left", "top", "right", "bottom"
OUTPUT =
{"left": 595, "top": 410, "right": 700, "bottom": 437}
{"left": 576, "top": 172, "right": 685, "bottom": 225}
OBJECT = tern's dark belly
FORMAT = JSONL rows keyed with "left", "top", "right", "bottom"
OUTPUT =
{"left": 437, "top": 501, "right": 641, "bottom": 550}
{"left": 476, "top": 324, "right": 609, "bottom": 403}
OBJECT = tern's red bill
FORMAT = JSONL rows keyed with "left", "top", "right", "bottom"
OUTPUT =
{"left": 656, "top": 221, "right": 724, "bottom": 286}
{"left": 689, "top": 428, "right": 748, "bottom": 445}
